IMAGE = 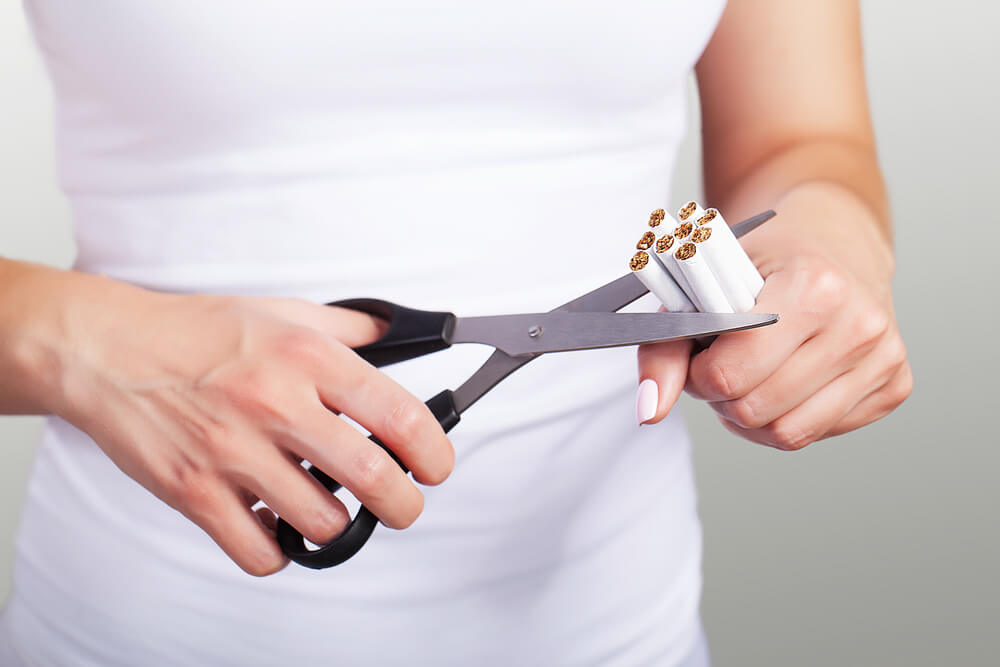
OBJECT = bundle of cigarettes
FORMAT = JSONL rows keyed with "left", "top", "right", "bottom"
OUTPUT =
{"left": 629, "top": 202, "right": 764, "bottom": 314}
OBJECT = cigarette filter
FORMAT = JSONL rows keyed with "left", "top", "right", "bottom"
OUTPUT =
{"left": 653, "top": 234, "right": 701, "bottom": 312}
{"left": 700, "top": 208, "right": 765, "bottom": 298}
{"left": 636, "top": 230, "right": 656, "bottom": 251}
{"left": 674, "top": 242, "right": 734, "bottom": 313}
{"left": 677, "top": 200, "right": 707, "bottom": 224}
{"left": 629, "top": 251, "right": 696, "bottom": 313}
{"left": 690, "top": 225, "right": 755, "bottom": 312}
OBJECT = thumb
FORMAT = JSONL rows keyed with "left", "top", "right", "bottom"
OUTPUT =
{"left": 636, "top": 337, "right": 693, "bottom": 426}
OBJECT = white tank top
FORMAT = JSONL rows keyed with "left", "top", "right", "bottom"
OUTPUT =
{"left": 3, "top": 2, "right": 724, "bottom": 664}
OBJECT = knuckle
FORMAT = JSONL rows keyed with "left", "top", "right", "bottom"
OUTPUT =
{"left": 705, "top": 362, "right": 745, "bottom": 400}
{"left": 272, "top": 327, "right": 331, "bottom": 368}
{"left": 726, "top": 398, "right": 767, "bottom": 430}
{"left": 884, "top": 335, "right": 909, "bottom": 369}
{"left": 162, "top": 456, "right": 218, "bottom": 514}
{"left": 198, "top": 419, "right": 244, "bottom": 464}
{"left": 854, "top": 308, "right": 890, "bottom": 346}
{"left": 768, "top": 418, "right": 814, "bottom": 451}
{"left": 804, "top": 265, "right": 850, "bottom": 311}
{"left": 892, "top": 365, "right": 915, "bottom": 405}
{"left": 384, "top": 398, "right": 429, "bottom": 445}
{"left": 218, "top": 367, "right": 295, "bottom": 429}
{"left": 352, "top": 449, "right": 398, "bottom": 500}
{"left": 225, "top": 367, "right": 280, "bottom": 412}
{"left": 302, "top": 504, "right": 348, "bottom": 544}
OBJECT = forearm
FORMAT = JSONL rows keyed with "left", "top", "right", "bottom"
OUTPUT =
{"left": 704, "top": 142, "right": 894, "bottom": 292}
{"left": 0, "top": 258, "right": 147, "bottom": 415}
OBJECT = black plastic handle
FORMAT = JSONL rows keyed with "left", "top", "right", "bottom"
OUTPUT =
{"left": 276, "top": 389, "right": 461, "bottom": 569}
{"left": 332, "top": 298, "right": 457, "bottom": 368}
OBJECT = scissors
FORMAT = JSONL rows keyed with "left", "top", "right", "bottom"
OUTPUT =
{"left": 277, "top": 210, "right": 778, "bottom": 569}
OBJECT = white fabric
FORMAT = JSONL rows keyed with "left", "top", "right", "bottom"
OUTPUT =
{"left": 4, "top": 1, "right": 725, "bottom": 664}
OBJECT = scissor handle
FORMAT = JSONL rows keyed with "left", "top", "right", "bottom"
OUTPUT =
{"left": 276, "top": 389, "right": 461, "bottom": 569}
{"left": 333, "top": 298, "right": 457, "bottom": 367}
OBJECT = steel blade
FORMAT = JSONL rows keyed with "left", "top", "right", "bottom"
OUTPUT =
{"left": 450, "top": 209, "right": 778, "bottom": 413}
{"left": 452, "top": 311, "right": 777, "bottom": 357}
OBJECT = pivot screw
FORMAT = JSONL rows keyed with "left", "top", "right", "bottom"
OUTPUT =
{"left": 528, "top": 325, "right": 543, "bottom": 338}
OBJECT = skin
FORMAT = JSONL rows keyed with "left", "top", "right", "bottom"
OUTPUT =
{"left": 1, "top": 0, "right": 909, "bottom": 577}
{"left": 0, "top": 264, "right": 454, "bottom": 576}
{"left": 637, "top": 0, "right": 913, "bottom": 447}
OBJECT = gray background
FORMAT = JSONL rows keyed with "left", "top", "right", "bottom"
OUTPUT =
{"left": 1, "top": 2, "right": 997, "bottom": 665}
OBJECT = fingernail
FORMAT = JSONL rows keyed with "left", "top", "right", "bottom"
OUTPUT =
{"left": 635, "top": 378, "right": 659, "bottom": 425}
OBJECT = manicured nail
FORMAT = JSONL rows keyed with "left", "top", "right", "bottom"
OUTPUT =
{"left": 635, "top": 378, "right": 658, "bottom": 425}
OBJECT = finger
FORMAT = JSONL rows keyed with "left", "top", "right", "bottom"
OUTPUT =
{"left": 316, "top": 343, "right": 455, "bottom": 486}
{"left": 184, "top": 483, "right": 290, "bottom": 577}
{"left": 686, "top": 269, "right": 827, "bottom": 401}
{"left": 280, "top": 401, "right": 427, "bottom": 530}
{"left": 636, "top": 339, "right": 692, "bottom": 425}
{"left": 718, "top": 333, "right": 906, "bottom": 450}
{"left": 227, "top": 446, "right": 352, "bottom": 545}
{"left": 251, "top": 297, "right": 388, "bottom": 347}
{"left": 255, "top": 506, "right": 278, "bottom": 533}
{"left": 708, "top": 306, "right": 885, "bottom": 428}
{"left": 826, "top": 362, "right": 913, "bottom": 438}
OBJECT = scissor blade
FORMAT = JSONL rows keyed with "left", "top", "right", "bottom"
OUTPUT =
{"left": 730, "top": 209, "right": 776, "bottom": 238}
{"left": 452, "top": 312, "right": 777, "bottom": 357}
{"left": 450, "top": 209, "right": 778, "bottom": 414}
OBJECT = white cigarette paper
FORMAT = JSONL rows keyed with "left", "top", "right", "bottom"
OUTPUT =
{"left": 674, "top": 242, "right": 734, "bottom": 314}
{"left": 652, "top": 234, "right": 700, "bottom": 312}
{"left": 629, "top": 250, "right": 696, "bottom": 314}
{"left": 700, "top": 208, "right": 765, "bottom": 298}
{"left": 676, "top": 200, "right": 706, "bottom": 225}
{"left": 690, "top": 225, "right": 755, "bottom": 312}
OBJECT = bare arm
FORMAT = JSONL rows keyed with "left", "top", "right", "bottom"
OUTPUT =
{"left": 638, "top": 0, "right": 912, "bottom": 449}
{"left": 0, "top": 257, "right": 454, "bottom": 574}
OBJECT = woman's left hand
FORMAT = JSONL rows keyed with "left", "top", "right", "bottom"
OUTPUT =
{"left": 636, "top": 200, "right": 913, "bottom": 450}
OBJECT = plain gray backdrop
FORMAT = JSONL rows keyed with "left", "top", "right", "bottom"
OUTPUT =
{"left": 1, "top": 2, "right": 997, "bottom": 665}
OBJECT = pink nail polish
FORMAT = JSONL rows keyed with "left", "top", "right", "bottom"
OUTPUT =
{"left": 635, "top": 379, "right": 659, "bottom": 425}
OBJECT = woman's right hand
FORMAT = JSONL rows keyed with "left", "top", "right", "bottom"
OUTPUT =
{"left": 17, "top": 272, "right": 455, "bottom": 576}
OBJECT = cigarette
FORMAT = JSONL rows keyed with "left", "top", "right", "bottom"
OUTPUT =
{"left": 690, "top": 225, "right": 755, "bottom": 312}
{"left": 629, "top": 251, "right": 696, "bottom": 313}
{"left": 674, "top": 242, "right": 734, "bottom": 313}
{"left": 636, "top": 230, "right": 656, "bottom": 251}
{"left": 676, "top": 200, "right": 706, "bottom": 224}
{"left": 652, "top": 234, "right": 701, "bottom": 312}
{"left": 699, "top": 208, "right": 765, "bottom": 298}
{"left": 649, "top": 208, "right": 666, "bottom": 227}
{"left": 695, "top": 209, "right": 718, "bottom": 226}
{"left": 673, "top": 221, "right": 694, "bottom": 240}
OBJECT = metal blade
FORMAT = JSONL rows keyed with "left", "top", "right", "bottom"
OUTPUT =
{"left": 452, "top": 312, "right": 778, "bottom": 357}
{"left": 730, "top": 209, "right": 776, "bottom": 238}
{"left": 450, "top": 209, "right": 778, "bottom": 414}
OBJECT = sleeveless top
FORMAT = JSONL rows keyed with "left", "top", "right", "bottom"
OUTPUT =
{"left": 2, "top": 2, "right": 725, "bottom": 664}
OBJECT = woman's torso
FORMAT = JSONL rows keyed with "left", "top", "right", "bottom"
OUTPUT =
{"left": 3, "top": 2, "right": 724, "bottom": 664}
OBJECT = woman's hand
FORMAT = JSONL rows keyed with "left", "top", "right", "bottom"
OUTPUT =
{"left": 636, "top": 188, "right": 912, "bottom": 450}
{"left": 10, "top": 270, "right": 454, "bottom": 576}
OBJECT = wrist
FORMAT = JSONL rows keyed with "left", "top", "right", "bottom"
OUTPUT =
{"left": 0, "top": 265, "right": 162, "bottom": 419}
{"left": 742, "top": 181, "right": 895, "bottom": 294}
